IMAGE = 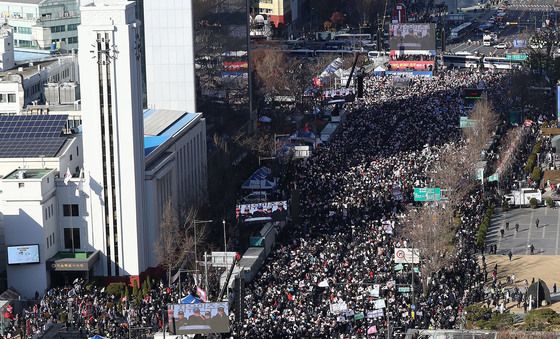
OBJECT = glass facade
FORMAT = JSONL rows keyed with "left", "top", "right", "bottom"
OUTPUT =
{"left": 192, "top": 0, "right": 253, "bottom": 133}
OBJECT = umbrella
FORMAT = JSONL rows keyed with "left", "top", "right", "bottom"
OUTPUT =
{"left": 258, "top": 116, "right": 272, "bottom": 123}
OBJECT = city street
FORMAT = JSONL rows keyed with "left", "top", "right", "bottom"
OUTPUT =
{"left": 488, "top": 207, "right": 560, "bottom": 255}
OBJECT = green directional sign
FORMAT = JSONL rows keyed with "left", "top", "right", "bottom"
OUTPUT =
{"left": 505, "top": 53, "right": 528, "bottom": 61}
{"left": 460, "top": 116, "right": 477, "bottom": 128}
{"left": 398, "top": 286, "right": 412, "bottom": 293}
{"left": 413, "top": 187, "right": 442, "bottom": 202}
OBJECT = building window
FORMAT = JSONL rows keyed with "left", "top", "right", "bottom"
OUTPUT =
{"left": 8, "top": 94, "right": 15, "bottom": 103}
{"left": 63, "top": 228, "right": 80, "bottom": 249}
{"left": 50, "top": 25, "right": 65, "bottom": 33}
{"left": 68, "top": 36, "right": 78, "bottom": 44}
{"left": 67, "top": 24, "right": 78, "bottom": 31}
{"left": 63, "top": 204, "right": 79, "bottom": 217}
{"left": 18, "top": 183, "right": 24, "bottom": 188}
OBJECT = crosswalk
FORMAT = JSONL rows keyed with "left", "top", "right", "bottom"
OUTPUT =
{"left": 509, "top": 4, "right": 555, "bottom": 9}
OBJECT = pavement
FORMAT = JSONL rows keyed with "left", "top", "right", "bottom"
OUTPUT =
{"left": 487, "top": 207, "right": 560, "bottom": 255}
{"left": 481, "top": 255, "right": 560, "bottom": 313}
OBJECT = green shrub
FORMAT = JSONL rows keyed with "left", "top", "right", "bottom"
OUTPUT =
{"left": 532, "top": 141, "right": 542, "bottom": 155}
{"left": 525, "top": 153, "right": 537, "bottom": 173}
{"left": 523, "top": 308, "right": 560, "bottom": 331}
{"left": 531, "top": 166, "right": 542, "bottom": 182}
{"left": 106, "top": 282, "right": 126, "bottom": 297}
{"left": 530, "top": 197, "right": 539, "bottom": 209}
{"left": 545, "top": 197, "right": 554, "bottom": 207}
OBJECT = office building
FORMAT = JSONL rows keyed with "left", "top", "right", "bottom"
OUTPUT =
{"left": 0, "top": 0, "right": 80, "bottom": 50}
{"left": 143, "top": 1, "right": 196, "bottom": 112}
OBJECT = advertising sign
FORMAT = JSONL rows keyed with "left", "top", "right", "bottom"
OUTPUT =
{"left": 236, "top": 201, "right": 288, "bottom": 222}
{"left": 463, "top": 88, "right": 484, "bottom": 99}
{"left": 389, "top": 23, "right": 436, "bottom": 51}
{"left": 223, "top": 61, "right": 248, "bottom": 71}
{"left": 388, "top": 60, "right": 435, "bottom": 71}
{"left": 394, "top": 248, "right": 420, "bottom": 264}
{"left": 7, "top": 244, "right": 40, "bottom": 265}
{"left": 413, "top": 187, "right": 441, "bottom": 201}
{"left": 170, "top": 302, "right": 229, "bottom": 335}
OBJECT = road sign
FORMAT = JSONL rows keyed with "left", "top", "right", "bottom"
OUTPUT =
{"left": 459, "top": 116, "right": 477, "bottom": 128}
{"left": 505, "top": 53, "right": 528, "bottom": 61}
{"left": 413, "top": 187, "right": 442, "bottom": 201}
{"left": 398, "top": 286, "right": 411, "bottom": 293}
{"left": 394, "top": 248, "right": 420, "bottom": 264}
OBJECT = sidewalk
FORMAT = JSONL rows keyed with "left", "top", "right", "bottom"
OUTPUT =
{"left": 481, "top": 255, "right": 560, "bottom": 313}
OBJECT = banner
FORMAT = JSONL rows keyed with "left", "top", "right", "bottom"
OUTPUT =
{"left": 389, "top": 23, "right": 436, "bottom": 51}
{"left": 394, "top": 248, "right": 420, "bottom": 264}
{"left": 330, "top": 301, "right": 348, "bottom": 314}
{"left": 170, "top": 302, "right": 229, "bottom": 335}
{"left": 373, "top": 299, "right": 386, "bottom": 309}
{"left": 367, "top": 309, "right": 384, "bottom": 318}
{"left": 388, "top": 60, "right": 435, "bottom": 71}
{"left": 368, "top": 284, "right": 380, "bottom": 297}
{"left": 236, "top": 201, "right": 288, "bottom": 222}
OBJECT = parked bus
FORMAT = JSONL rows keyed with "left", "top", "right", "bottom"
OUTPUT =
{"left": 442, "top": 54, "right": 481, "bottom": 68}
{"left": 483, "top": 56, "right": 523, "bottom": 70}
{"left": 449, "top": 22, "right": 473, "bottom": 41}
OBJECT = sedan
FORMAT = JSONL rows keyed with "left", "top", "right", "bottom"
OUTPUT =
{"left": 495, "top": 42, "right": 508, "bottom": 49}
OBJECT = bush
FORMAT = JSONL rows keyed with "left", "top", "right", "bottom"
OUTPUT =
{"left": 530, "top": 197, "right": 539, "bottom": 209}
{"left": 106, "top": 282, "right": 126, "bottom": 297}
{"left": 525, "top": 154, "right": 537, "bottom": 173}
{"left": 545, "top": 197, "right": 554, "bottom": 208}
{"left": 522, "top": 308, "right": 560, "bottom": 331}
{"left": 532, "top": 141, "right": 542, "bottom": 155}
{"left": 476, "top": 205, "right": 494, "bottom": 248}
{"left": 531, "top": 166, "right": 542, "bottom": 182}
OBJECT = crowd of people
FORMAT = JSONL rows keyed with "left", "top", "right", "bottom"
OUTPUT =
{"left": 233, "top": 69, "right": 514, "bottom": 338}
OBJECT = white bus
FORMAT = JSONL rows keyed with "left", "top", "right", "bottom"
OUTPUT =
{"left": 442, "top": 54, "right": 481, "bottom": 68}
{"left": 449, "top": 22, "right": 472, "bottom": 41}
{"left": 483, "top": 56, "right": 523, "bottom": 70}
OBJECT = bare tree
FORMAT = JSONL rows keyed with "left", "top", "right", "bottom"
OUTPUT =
{"left": 156, "top": 202, "right": 207, "bottom": 285}
{"left": 236, "top": 132, "right": 276, "bottom": 158}
{"left": 404, "top": 204, "right": 456, "bottom": 296}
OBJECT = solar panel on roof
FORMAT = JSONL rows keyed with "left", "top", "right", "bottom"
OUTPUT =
{"left": 0, "top": 115, "right": 68, "bottom": 140}
{"left": 0, "top": 138, "right": 67, "bottom": 158}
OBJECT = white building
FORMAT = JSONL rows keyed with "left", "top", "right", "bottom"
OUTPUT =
{"left": 0, "top": 0, "right": 80, "bottom": 50}
{"left": 0, "top": 23, "right": 15, "bottom": 71}
{"left": 0, "top": 55, "right": 78, "bottom": 115}
{"left": 0, "top": 0, "right": 208, "bottom": 297}
{"left": 143, "top": 0, "right": 197, "bottom": 112}
{"left": 79, "top": 0, "right": 145, "bottom": 276}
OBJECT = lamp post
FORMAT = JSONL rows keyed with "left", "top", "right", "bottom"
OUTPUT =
{"left": 223, "top": 220, "right": 227, "bottom": 263}
{"left": 193, "top": 219, "right": 213, "bottom": 272}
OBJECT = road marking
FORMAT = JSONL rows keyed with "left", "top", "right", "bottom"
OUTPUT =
{"left": 556, "top": 208, "right": 560, "bottom": 255}
{"left": 527, "top": 210, "right": 534, "bottom": 255}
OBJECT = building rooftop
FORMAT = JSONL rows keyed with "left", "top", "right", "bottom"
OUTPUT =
{"left": 0, "top": 0, "right": 43, "bottom": 4}
{"left": 0, "top": 114, "right": 70, "bottom": 158}
{"left": 143, "top": 109, "right": 200, "bottom": 156}
{"left": 4, "top": 168, "right": 52, "bottom": 180}
{"left": 14, "top": 49, "right": 52, "bottom": 63}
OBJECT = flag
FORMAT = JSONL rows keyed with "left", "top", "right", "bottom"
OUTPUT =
{"left": 63, "top": 167, "right": 72, "bottom": 185}
{"left": 196, "top": 286, "right": 207, "bottom": 302}
{"left": 75, "top": 168, "right": 84, "bottom": 196}
{"left": 488, "top": 172, "right": 499, "bottom": 182}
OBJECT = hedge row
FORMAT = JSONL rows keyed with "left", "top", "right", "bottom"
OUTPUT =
{"left": 476, "top": 205, "right": 494, "bottom": 248}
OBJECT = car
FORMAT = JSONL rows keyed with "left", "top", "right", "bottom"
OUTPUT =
{"left": 241, "top": 191, "right": 269, "bottom": 204}
{"left": 495, "top": 42, "right": 508, "bottom": 49}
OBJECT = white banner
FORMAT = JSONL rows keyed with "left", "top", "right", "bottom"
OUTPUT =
{"left": 368, "top": 284, "right": 380, "bottom": 297}
{"left": 329, "top": 302, "right": 348, "bottom": 315}
{"left": 394, "top": 248, "right": 420, "bottom": 264}
{"left": 367, "top": 309, "right": 384, "bottom": 318}
{"left": 373, "top": 299, "right": 386, "bottom": 310}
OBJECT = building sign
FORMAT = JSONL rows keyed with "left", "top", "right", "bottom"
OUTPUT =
{"left": 394, "top": 248, "right": 420, "bottom": 264}
{"left": 388, "top": 60, "right": 435, "bottom": 71}
{"left": 51, "top": 262, "right": 89, "bottom": 271}
{"left": 413, "top": 187, "right": 441, "bottom": 201}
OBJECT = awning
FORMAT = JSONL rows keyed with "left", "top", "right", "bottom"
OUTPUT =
{"left": 48, "top": 250, "right": 100, "bottom": 272}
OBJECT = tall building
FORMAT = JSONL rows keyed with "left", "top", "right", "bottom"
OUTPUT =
{"left": 0, "top": 0, "right": 80, "bottom": 50}
{"left": 78, "top": 0, "right": 145, "bottom": 276}
{"left": 192, "top": 0, "right": 254, "bottom": 133}
{"left": 143, "top": 1, "right": 196, "bottom": 112}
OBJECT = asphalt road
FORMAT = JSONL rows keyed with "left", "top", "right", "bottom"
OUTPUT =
{"left": 487, "top": 207, "right": 560, "bottom": 255}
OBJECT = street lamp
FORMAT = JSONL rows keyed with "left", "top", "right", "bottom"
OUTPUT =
{"left": 223, "top": 220, "right": 227, "bottom": 259}
{"left": 193, "top": 219, "right": 213, "bottom": 271}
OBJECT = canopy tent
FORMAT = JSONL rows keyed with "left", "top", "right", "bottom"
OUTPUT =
{"left": 180, "top": 294, "right": 203, "bottom": 304}
{"left": 258, "top": 116, "right": 272, "bottom": 123}
{"left": 242, "top": 167, "right": 276, "bottom": 190}
{"left": 373, "top": 65, "right": 387, "bottom": 76}
{"left": 91, "top": 336, "right": 108, "bottom": 339}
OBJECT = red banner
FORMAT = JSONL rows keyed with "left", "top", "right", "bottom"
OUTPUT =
{"left": 223, "top": 61, "right": 248, "bottom": 71}
{"left": 388, "top": 60, "right": 434, "bottom": 71}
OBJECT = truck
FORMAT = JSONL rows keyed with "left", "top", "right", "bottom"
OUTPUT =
{"left": 483, "top": 32, "right": 497, "bottom": 46}
{"left": 504, "top": 188, "right": 542, "bottom": 207}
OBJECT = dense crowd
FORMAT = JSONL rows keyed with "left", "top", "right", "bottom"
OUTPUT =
{"left": 2, "top": 279, "right": 184, "bottom": 339}
{"left": 233, "top": 69, "right": 512, "bottom": 338}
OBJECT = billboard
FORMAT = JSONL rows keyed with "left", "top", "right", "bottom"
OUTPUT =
{"left": 389, "top": 23, "right": 436, "bottom": 51}
{"left": 170, "top": 302, "right": 229, "bottom": 335}
{"left": 7, "top": 244, "right": 40, "bottom": 265}
{"left": 236, "top": 201, "right": 288, "bottom": 222}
